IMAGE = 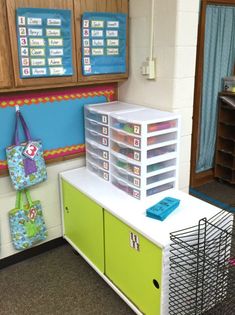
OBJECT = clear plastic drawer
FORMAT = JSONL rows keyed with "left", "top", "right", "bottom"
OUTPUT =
{"left": 86, "top": 151, "right": 109, "bottom": 171}
{"left": 147, "top": 170, "right": 176, "bottom": 185}
{"left": 87, "top": 161, "right": 109, "bottom": 181}
{"left": 111, "top": 154, "right": 141, "bottom": 176}
{"left": 146, "top": 182, "right": 174, "bottom": 197}
{"left": 147, "top": 158, "right": 177, "bottom": 173}
{"left": 111, "top": 117, "right": 141, "bottom": 135}
{"left": 85, "top": 107, "right": 109, "bottom": 125}
{"left": 112, "top": 166, "right": 141, "bottom": 188}
{"left": 147, "top": 119, "right": 178, "bottom": 133}
{"left": 86, "top": 119, "right": 109, "bottom": 136}
{"left": 86, "top": 140, "right": 109, "bottom": 161}
{"left": 147, "top": 144, "right": 176, "bottom": 158}
{"left": 111, "top": 175, "right": 141, "bottom": 199}
{"left": 86, "top": 129, "right": 109, "bottom": 147}
{"left": 111, "top": 141, "right": 141, "bottom": 161}
{"left": 111, "top": 129, "right": 141, "bottom": 148}
{"left": 147, "top": 132, "right": 177, "bottom": 146}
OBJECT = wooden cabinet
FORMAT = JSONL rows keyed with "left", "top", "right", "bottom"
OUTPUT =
{"left": 6, "top": 0, "right": 78, "bottom": 88}
{"left": 0, "top": 0, "right": 128, "bottom": 92}
{"left": 0, "top": 0, "right": 13, "bottom": 88}
{"left": 215, "top": 93, "right": 235, "bottom": 184}
{"left": 104, "top": 211, "right": 162, "bottom": 315}
{"left": 62, "top": 179, "right": 104, "bottom": 272}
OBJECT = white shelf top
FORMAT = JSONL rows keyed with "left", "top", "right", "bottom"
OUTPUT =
{"left": 86, "top": 101, "right": 145, "bottom": 114}
{"left": 60, "top": 167, "right": 221, "bottom": 249}
{"left": 111, "top": 108, "right": 180, "bottom": 123}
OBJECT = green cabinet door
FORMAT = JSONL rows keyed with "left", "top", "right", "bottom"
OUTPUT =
{"left": 104, "top": 211, "right": 162, "bottom": 315}
{"left": 62, "top": 180, "right": 104, "bottom": 272}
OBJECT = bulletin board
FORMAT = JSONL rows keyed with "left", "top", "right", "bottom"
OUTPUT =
{"left": 0, "top": 84, "right": 116, "bottom": 175}
{"left": 81, "top": 12, "right": 127, "bottom": 75}
{"left": 16, "top": 8, "right": 73, "bottom": 78}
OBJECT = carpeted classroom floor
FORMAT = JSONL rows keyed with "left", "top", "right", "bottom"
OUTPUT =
{"left": 190, "top": 180, "right": 235, "bottom": 212}
{"left": 1, "top": 180, "right": 234, "bottom": 315}
{"left": 0, "top": 244, "right": 135, "bottom": 315}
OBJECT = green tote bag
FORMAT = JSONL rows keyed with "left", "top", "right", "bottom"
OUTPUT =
{"left": 9, "top": 189, "right": 47, "bottom": 250}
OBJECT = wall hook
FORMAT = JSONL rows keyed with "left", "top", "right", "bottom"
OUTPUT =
{"left": 15, "top": 105, "right": 20, "bottom": 112}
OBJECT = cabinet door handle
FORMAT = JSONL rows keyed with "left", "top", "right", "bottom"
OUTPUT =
{"left": 65, "top": 206, "right": 69, "bottom": 213}
{"left": 153, "top": 279, "right": 160, "bottom": 289}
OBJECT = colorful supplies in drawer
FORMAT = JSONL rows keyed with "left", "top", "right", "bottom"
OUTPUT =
{"left": 146, "top": 197, "right": 180, "bottom": 221}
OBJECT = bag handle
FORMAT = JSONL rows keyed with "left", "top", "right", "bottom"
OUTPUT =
{"left": 25, "top": 189, "right": 34, "bottom": 208}
{"left": 15, "top": 189, "right": 33, "bottom": 209}
{"left": 15, "top": 191, "right": 24, "bottom": 209}
{"left": 14, "top": 111, "right": 32, "bottom": 145}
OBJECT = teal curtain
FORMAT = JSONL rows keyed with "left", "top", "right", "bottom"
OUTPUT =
{"left": 196, "top": 5, "right": 235, "bottom": 173}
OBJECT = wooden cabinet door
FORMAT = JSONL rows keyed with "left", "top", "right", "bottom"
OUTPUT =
{"left": 7, "top": 0, "right": 77, "bottom": 88}
{"left": 75, "top": 0, "right": 129, "bottom": 83}
{"left": 62, "top": 180, "right": 104, "bottom": 273}
{"left": 104, "top": 210, "right": 162, "bottom": 315}
{"left": 0, "top": 0, "right": 13, "bottom": 89}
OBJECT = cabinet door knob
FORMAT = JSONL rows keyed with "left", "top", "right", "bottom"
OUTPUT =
{"left": 65, "top": 206, "right": 69, "bottom": 213}
{"left": 153, "top": 279, "right": 160, "bottom": 289}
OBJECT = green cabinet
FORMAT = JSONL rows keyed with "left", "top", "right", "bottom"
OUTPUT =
{"left": 61, "top": 168, "right": 220, "bottom": 315}
{"left": 104, "top": 211, "right": 162, "bottom": 315}
{"left": 61, "top": 175, "right": 164, "bottom": 314}
{"left": 62, "top": 180, "right": 104, "bottom": 272}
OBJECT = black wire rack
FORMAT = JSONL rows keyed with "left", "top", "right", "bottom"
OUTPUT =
{"left": 169, "top": 210, "right": 235, "bottom": 315}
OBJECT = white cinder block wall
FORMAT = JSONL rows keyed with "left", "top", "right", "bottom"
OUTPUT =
{"left": 119, "top": 0, "right": 200, "bottom": 192}
{"left": 0, "top": 0, "right": 200, "bottom": 259}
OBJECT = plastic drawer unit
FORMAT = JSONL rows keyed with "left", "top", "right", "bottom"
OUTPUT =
{"left": 84, "top": 101, "right": 144, "bottom": 181}
{"left": 110, "top": 109, "right": 180, "bottom": 199}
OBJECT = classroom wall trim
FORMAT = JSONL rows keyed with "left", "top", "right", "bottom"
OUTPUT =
{"left": 0, "top": 87, "right": 115, "bottom": 108}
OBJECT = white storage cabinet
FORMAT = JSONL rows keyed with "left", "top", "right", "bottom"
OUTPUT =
{"left": 60, "top": 167, "right": 224, "bottom": 315}
{"left": 110, "top": 109, "right": 180, "bottom": 199}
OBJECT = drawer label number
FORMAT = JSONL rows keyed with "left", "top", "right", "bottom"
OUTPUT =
{"left": 133, "top": 138, "right": 140, "bottom": 148}
{"left": 102, "top": 126, "right": 108, "bottom": 135}
{"left": 102, "top": 137, "right": 108, "bottom": 146}
{"left": 103, "top": 161, "right": 109, "bottom": 170}
{"left": 133, "top": 166, "right": 140, "bottom": 175}
{"left": 102, "top": 115, "right": 108, "bottom": 124}
{"left": 134, "top": 151, "right": 140, "bottom": 161}
{"left": 102, "top": 151, "right": 109, "bottom": 160}
{"left": 103, "top": 172, "right": 109, "bottom": 181}
{"left": 133, "top": 178, "right": 140, "bottom": 187}
{"left": 133, "top": 190, "right": 140, "bottom": 199}
{"left": 134, "top": 125, "right": 140, "bottom": 135}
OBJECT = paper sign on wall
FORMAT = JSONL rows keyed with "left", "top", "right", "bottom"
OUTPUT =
{"left": 82, "top": 12, "right": 127, "bottom": 75}
{"left": 16, "top": 8, "right": 73, "bottom": 78}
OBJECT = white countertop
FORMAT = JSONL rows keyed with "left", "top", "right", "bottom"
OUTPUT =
{"left": 60, "top": 167, "right": 221, "bottom": 249}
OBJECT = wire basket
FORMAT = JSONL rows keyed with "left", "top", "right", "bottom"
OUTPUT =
{"left": 169, "top": 210, "right": 235, "bottom": 315}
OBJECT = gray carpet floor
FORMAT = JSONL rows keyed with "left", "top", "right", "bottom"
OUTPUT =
{"left": 0, "top": 244, "right": 135, "bottom": 315}
{"left": 192, "top": 180, "right": 235, "bottom": 206}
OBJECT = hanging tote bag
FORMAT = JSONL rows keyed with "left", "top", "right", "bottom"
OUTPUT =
{"left": 9, "top": 189, "right": 47, "bottom": 250}
{"left": 6, "top": 110, "right": 47, "bottom": 190}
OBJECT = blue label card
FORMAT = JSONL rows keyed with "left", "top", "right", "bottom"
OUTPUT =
{"left": 16, "top": 8, "right": 74, "bottom": 78}
{"left": 82, "top": 12, "right": 127, "bottom": 75}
